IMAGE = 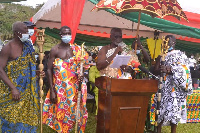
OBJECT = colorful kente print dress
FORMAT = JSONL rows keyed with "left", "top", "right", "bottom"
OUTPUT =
{"left": 43, "top": 44, "right": 89, "bottom": 133}
{"left": 0, "top": 41, "right": 39, "bottom": 133}
{"left": 154, "top": 50, "right": 193, "bottom": 126}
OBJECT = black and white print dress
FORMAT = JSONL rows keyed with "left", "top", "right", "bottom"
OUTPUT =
{"left": 155, "top": 50, "right": 193, "bottom": 126}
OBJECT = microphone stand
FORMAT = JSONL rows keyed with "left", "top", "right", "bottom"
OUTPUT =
{"left": 148, "top": 71, "right": 159, "bottom": 80}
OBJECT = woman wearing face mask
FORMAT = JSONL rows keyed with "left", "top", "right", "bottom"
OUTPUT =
{"left": 42, "top": 26, "right": 89, "bottom": 133}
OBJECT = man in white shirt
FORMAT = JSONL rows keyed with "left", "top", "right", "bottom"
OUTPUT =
{"left": 188, "top": 54, "right": 196, "bottom": 70}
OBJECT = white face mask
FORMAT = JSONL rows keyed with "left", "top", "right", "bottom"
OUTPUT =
{"left": 98, "top": 46, "right": 102, "bottom": 51}
{"left": 61, "top": 35, "right": 72, "bottom": 44}
{"left": 132, "top": 49, "right": 141, "bottom": 54}
{"left": 28, "top": 29, "right": 34, "bottom": 36}
{"left": 18, "top": 32, "right": 30, "bottom": 42}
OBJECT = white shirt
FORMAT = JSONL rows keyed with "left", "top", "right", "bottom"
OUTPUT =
{"left": 189, "top": 58, "right": 196, "bottom": 68}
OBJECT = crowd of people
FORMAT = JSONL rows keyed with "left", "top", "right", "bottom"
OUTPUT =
{"left": 0, "top": 21, "right": 199, "bottom": 133}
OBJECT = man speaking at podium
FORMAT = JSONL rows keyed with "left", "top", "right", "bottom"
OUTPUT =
{"left": 96, "top": 28, "right": 139, "bottom": 79}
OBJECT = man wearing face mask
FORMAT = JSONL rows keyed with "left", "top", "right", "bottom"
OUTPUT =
{"left": 97, "top": 28, "right": 139, "bottom": 79}
{"left": 42, "top": 26, "right": 89, "bottom": 132}
{"left": 23, "top": 21, "right": 36, "bottom": 48}
{"left": 153, "top": 35, "right": 193, "bottom": 133}
{"left": 0, "top": 22, "right": 41, "bottom": 132}
{"left": 131, "top": 36, "right": 150, "bottom": 79}
{"left": 23, "top": 21, "right": 35, "bottom": 37}
{"left": 188, "top": 54, "right": 197, "bottom": 71}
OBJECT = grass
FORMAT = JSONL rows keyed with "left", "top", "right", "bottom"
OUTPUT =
{"left": 38, "top": 103, "right": 97, "bottom": 133}
{"left": 162, "top": 123, "right": 200, "bottom": 133}
{"left": 38, "top": 102, "right": 200, "bottom": 133}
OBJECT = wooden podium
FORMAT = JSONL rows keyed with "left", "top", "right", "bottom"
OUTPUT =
{"left": 95, "top": 76, "right": 158, "bottom": 133}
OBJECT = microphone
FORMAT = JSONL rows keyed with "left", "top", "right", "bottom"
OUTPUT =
{"left": 132, "top": 60, "right": 159, "bottom": 80}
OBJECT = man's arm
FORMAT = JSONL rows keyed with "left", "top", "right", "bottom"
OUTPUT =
{"left": 0, "top": 43, "right": 21, "bottom": 100}
{"left": 96, "top": 46, "right": 122, "bottom": 71}
{"left": 153, "top": 55, "right": 161, "bottom": 75}
{"left": 140, "top": 45, "right": 150, "bottom": 63}
{"left": 47, "top": 46, "right": 57, "bottom": 103}
{"left": 136, "top": 37, "right": 150, "bottom": 63}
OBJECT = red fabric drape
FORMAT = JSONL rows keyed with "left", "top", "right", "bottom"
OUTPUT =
{"left": 61, "top": 0, "right": 86, "bottom": 44}
{"left": 29, "top": 17, "right": 37, "bottom": 44}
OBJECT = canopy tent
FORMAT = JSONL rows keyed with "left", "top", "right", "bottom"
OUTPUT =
{"left": 89, "top": 0, "right": 200, "bottom": 40}
{"left": 32, "top": 0, "right": 200, "bottom": 54}
{"left": 0, "top": 0, "right": 26, "bottom": 2}
{"left": 33, "top": 0, "right": 171, "bottom": 39}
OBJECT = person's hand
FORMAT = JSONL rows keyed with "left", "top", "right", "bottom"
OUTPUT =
{"left": 160, "top": 65, "right": 172, "bottom": 74}
{"left": 11, "top": 88, "right": 21, "bottom": 101}
{"left": 78, "top": 75, "right": 84, "bottom": 83}
{"left": 50, "top": 88, "right": 57, "bottom": 104}
{"left": 36, "top": 70, "right": 45, "bottom": 78}
{"left": 116, "top": 46, "right": 123, "bottom": 54}
{"left": 120, "top": 65, "right": 133, "bottom": 73}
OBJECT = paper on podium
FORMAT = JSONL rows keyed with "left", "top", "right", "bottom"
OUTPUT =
{"left": 110, "top": 55, "right": 131, "bottom": 68}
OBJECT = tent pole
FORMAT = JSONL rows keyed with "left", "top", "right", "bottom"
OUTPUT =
{"left": 135, "top": 11, "right": 141, "bottom": 54}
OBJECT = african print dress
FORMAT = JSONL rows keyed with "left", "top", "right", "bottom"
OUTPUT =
{"left": 155, "top": 50, "right": 193, "bottom": 126}
{"left": 43, "top": 44, "right": 89, "bottom": 133}
{"left": 0, "top": 41, "right": 39, "bottom": 133}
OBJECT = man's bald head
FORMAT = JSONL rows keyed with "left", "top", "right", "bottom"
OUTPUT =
{"left": 110, "top": 28, "right": 122, "bottom": 35}
{"left": 12, "top": 21, "right": 27, "bottom": 34}
{"left": 110, "top": 28, "right": 122, "bottom": 46}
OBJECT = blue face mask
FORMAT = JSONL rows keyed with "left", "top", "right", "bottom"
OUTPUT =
{"left": 61, "top": 35, "right": 72, "bottom": 44}
{"left": 168, "top": 46, "right": 173, "bottom": 51}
